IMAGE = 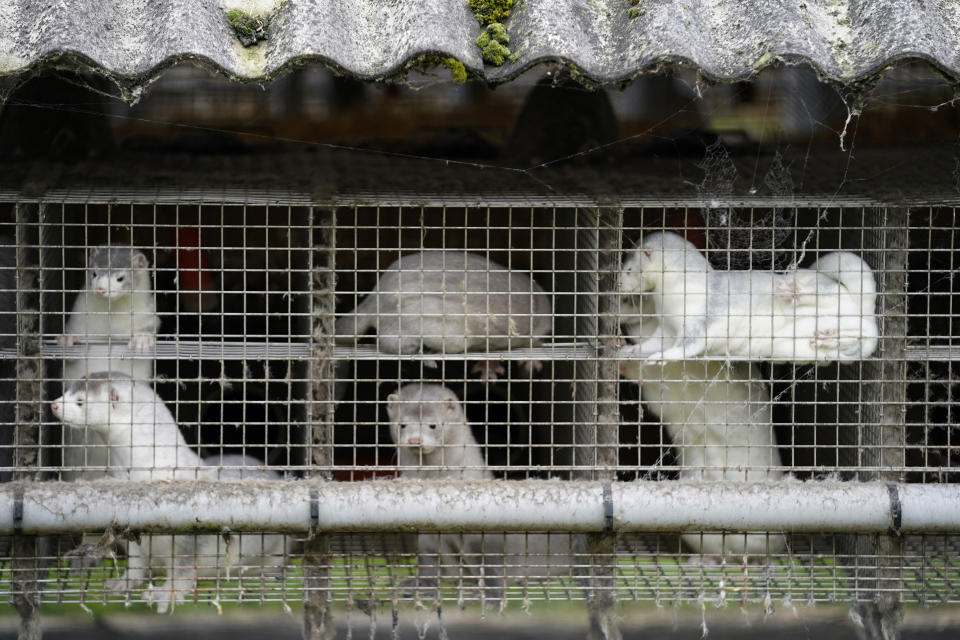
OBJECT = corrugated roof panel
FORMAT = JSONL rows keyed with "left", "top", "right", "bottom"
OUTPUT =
{"left": 0, "top": 0, "right": 958, "bottom": 93}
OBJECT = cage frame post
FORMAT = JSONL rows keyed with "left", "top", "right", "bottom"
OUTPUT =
{"left": 844, "top": 206, "right": 909, "bottom": 639}
{"left": 303, "top": 205, "right": 336, "bottom": 640}
{"left": 10, "top": 203, "right": 46, "bottom": 640}
{"left": 573, "top": 205, "right": 623, "bottom": 640}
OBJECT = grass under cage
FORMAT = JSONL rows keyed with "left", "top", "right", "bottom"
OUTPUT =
{"left": 1, "top": 546, "right": 957, "bottom": 612}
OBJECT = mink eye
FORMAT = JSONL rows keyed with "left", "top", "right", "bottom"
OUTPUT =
{"left": 90, "top": 272, "right": 97, "bottom": 279}
{"left": 428, "top": 424, "right": 437, "bottom": 430}
{"left": 75, "top": 398, "right": 83, "bottom": 407}
{"left": 115, "top": 275, "right": 124, "bottom": 283}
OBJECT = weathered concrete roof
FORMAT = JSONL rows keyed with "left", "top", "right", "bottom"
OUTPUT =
{"left": 1, "top": 0, "right": 958, "bottom": 100}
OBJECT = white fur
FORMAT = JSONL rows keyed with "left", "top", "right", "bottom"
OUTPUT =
{"left": 620, "top": 232, "right": 878, "bottom": 363}
{"left": 51, "top": 375, "right": 285, "bottom": 613}
{"left": 336, "top": 251, "right": 550, "bottom": 377}
{"left": 620, "top": 296, "right": 786, "bottom": 558}
{"left": 61, "top": 248, "right": 160, "bottom": 482}
{"left": 387, "top": 383, "right": 570, "bottom": 596}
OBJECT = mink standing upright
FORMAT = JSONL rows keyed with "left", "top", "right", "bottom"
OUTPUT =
{"left": 620, "top": 252, "right": 786, "bottom": 559}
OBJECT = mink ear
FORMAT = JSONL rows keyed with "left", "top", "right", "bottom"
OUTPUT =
{"left": 109, "top": 386, "right": 121, "bottom": 408}
{"left": 131, "top": 252, "right": 148, "bottom": 269}
{"left": 87, "top": 246, "right": 101, "bottom": 264}
{"left": 444, "top": 397, "right": 459, "bottom": 414}
{"left": 386, "top": 393, "right": 400, "bottom": 414}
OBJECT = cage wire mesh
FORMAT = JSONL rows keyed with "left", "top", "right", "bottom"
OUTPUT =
{"left": 0, "top": 198, "right": 957, "bottom": 626}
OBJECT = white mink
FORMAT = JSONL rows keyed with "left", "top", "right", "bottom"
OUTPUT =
{"left": 62, "top": 247, "right": 159, "bottom": 382}
{"left": 620, "top": 297, "right": 785, "bottom": 558}
{"left": 620, "top": 231, "right": 878, "bottom": 363}
{"left": 387, "top": 383, "right": 571, "bottom": 596}
{"left": 771, "top": 250, "right": 879, "bottom": 361}
{"left": 60, "top": 247, "right": 160, "bottom": 482}
{"left": 51, "top": 374, "right": 286, "bottom": 613}
{"left": 337, "top": 251, "right": 551, "bottom": 379}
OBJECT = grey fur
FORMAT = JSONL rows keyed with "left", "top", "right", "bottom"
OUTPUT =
{"left": 66, "top": 371, "right": 132, "bottom": 393}
{"left": 387, "top": 383, "right": 571, "bottom": 598}
{"left": 87, "top": 247, "right": 149, "bottom": 273}
{"left": 387, "top": 383, "right": 486, "bottom": 478}
{"left": 337, "top": 251, "right": 551, "bottom": 355}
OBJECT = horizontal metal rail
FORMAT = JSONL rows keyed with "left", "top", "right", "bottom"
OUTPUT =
{"left": 0, "top": 480, "right": 956, "bottom": 535}
{"left": 10, "top": 340, "right": 598, "bottom": 362}
{"left": 3, "top": 340, "right": 951, "bottom": 361}
{"left": 2, "top": 187, "right": 959, "bottom": 207}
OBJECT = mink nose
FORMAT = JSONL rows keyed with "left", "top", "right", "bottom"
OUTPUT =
{"left": 407, "top": 436, "right": 421, "bottom": 446}
{"left": 51, "top": 402, "right": 59, "bottom": 415}
{"left": 95, "top": 287, "right": 107, "bottom": 296}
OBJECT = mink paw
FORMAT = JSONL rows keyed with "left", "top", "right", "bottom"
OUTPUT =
{"left": 775, "top": 278, "right": 799, "bottom": 302}
{"left": 129, "top": 334, "right": 155, "bottom": 352}
{"left": 810, "top": 328, "right": 839, "bottom": 349}
{"left": 471, "top": 360, "right": 506, "bottom": 381}
{"left": 517, "top": 359, "right": 543, "bottom": 376}
{"left": 143, "top": 584, "right": 182, "bottom": 614}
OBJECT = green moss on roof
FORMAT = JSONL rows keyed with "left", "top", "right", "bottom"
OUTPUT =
{"left": 407, "top": 55, "right": 469, "bottom": 83}
{"left": 469, "top": 0, "right": 516, "bottom": 66}
{"left": 468, "top": 0, "right": 515, "bottom": 26}
{"left": 227, "top": 9, "right": 269, "bottom": 47}
{"left": 476, "top": 22, "right": 512, "bottom": 67}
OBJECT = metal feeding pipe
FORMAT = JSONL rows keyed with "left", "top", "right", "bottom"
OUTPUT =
{"left": 1, "top": 479, "right": 958, "bottom": 535}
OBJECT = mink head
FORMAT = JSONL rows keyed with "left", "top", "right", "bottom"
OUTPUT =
{"left": 637, "top": 232, "right": 708, "bottom": 282}
{"left": 87, "top": 247, "right": 150, "bottom": 299}
{"left": 386, "top": 384, "right": 465, "bottom": 455}
{"left": 621, "top": 249, "right": 654, "bottom": 295}
{"left": 51, "top": 372, "right": 135, "bottom": 429}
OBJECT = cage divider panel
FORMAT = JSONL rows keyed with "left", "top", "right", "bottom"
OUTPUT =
{"left": 304, "top": 206, "right": 336, "bottom": 639}
{"left": 11, "top": 202, "right": 47, "bottom": 640}
{"left": 573, "top": 206, "right": 623, "bottom": 640}
{"left": 839, "top": 207, "right": 909, "bottom": 633}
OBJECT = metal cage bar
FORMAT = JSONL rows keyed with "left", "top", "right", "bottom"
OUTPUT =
{"left": 0, "top": 192, "right": 955, "bottom": 640}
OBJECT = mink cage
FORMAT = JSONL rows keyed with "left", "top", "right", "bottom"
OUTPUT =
{"left": 0, "top": 196, "right": 958, "bottom": 629}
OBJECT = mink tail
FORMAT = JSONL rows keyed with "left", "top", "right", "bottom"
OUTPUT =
{"left": 333, "top": 305, "right": 374, "bottom": 345}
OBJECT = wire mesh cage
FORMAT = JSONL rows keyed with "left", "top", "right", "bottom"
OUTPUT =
{"left": 0, "top": 192, "right": 957, "bottom": 635}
